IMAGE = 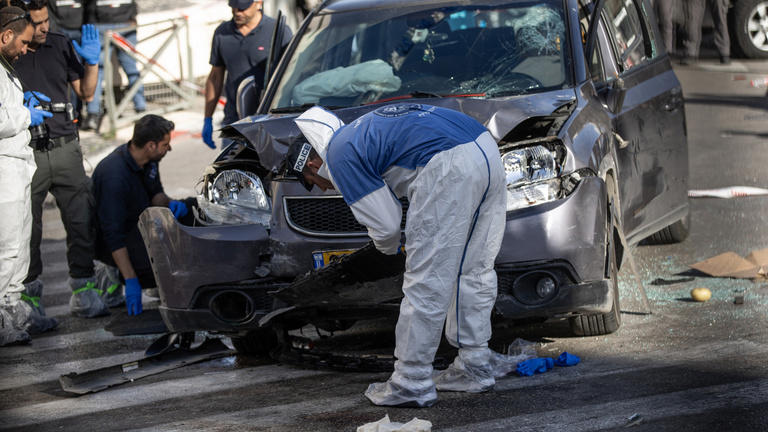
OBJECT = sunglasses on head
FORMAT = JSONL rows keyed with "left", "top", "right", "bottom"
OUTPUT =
{"left": 1, "top": 12, "right": 31, "bottom": 29}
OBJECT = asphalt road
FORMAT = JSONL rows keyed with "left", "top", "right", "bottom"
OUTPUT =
{"left": 3, "top": 58, "right": 768, "bottom": 431}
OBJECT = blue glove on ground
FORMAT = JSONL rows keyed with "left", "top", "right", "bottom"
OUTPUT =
{"left": 554, "top": 351, "right": 580, "bottom": 367}
{"left": 25, "top": 95, "right": 53, "bottom": 127}
{"left": 125, "top": 277, "right": 143, "bottom": 316}
{"left": 202, "top": 117, "right": 215, "bottom": 148}
{"left": 515, "top": 357, "right": 554, "bottom": 377}
{"left": 23, "top": 90, "right": 50, "bottom": 106}
{"left": 73, "top": 24, "right": 101, "bottom": 65}
{"left": 168, "top": 200, "right": 188, "bottom": 219}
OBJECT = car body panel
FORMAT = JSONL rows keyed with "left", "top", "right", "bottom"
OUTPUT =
{"left": 140, "top": 0, "right": 688, "bottom": 335}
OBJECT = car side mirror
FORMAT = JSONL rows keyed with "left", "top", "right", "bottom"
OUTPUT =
{"left": 609, "top": 78, "right": 626, "bottom": 113}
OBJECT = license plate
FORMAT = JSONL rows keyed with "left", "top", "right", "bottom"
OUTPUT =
{"left": 312, "top": 249, "right": 356, "bottom": 269}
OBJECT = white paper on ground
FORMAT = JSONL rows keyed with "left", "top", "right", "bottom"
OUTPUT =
{"left": 357, "top": 414, "right": 432, "bottom": 432}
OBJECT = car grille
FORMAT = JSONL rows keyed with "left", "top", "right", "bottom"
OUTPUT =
{"left": 284, "top": 196, "right": 408, "bottom": 236}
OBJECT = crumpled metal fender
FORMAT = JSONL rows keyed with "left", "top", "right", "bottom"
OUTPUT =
{"left": 138, "top": 207, "right": 270, "bottom": 309}
{"left": 220, "top": 89, "right": 580, "bottom": 173}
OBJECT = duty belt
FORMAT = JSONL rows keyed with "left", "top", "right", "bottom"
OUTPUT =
{"left": 30, "top": 133, "right": 78, "bottom": 152}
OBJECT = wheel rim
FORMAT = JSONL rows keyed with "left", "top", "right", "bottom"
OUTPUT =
{"left": 747, "top": 2, "right": 768, "bottom": 53}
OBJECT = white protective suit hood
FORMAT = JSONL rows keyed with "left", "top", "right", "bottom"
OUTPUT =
{"left": 294, "top": 106, "right": 345, "bottom": 183}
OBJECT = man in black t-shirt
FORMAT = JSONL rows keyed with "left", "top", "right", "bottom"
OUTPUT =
{"left": 201, "top": 0, "right": 292, "bottom": 149}
{"left": 14, "top": 0, "right": 107, "bottom": 318}
{"left": 92, "top": 115, "right": 194, "bottom": 316}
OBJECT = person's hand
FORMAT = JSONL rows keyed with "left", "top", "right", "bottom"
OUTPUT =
{"left": 24, "top": 93, "right": 53, "bottom": 127}
{"left": 23, "top": 90, "right": 49, "bottom": 106}
{"left": 202, "top": 117, "right": 215, "bottom": 148}
{"left": 125, "top": 277, "right": 143, "bottom": 316}
{"left": 168, "top": 200, "right": 188, "bottom": 219}
{"left": 73, "top": 24, "right": 102, "bottom": 65}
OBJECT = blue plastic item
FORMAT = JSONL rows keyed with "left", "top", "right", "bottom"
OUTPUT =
{"left": 515, "top": 357, "right": 554, "bottom": 377}
{"left": 554, "top": 351, "right": 580, "bottom": 367}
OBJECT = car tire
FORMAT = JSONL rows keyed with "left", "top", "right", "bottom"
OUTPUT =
{"left": 731, "top": 0, "right": 768, "bottom": 59}
{"left": 641, "top": 212, "right": 690, "bottom": 245}
{"left": 569, "top": 209, "right": 621, "bottom": 337}
{"left": 230, "top": 328, "right": 279, "bottom": 356}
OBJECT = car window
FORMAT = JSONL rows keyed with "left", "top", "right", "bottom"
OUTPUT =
{"left": 577, "top": 0, "right": 604, "bottom": 82}
{"left": 602, "top": 0, "right": 648, "bottom": 72}
{"left": 269, "top": 1, "right": 571, "bottom": 111}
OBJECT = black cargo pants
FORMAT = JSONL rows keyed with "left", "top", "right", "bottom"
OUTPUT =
{"left": 25, "top": 135, "right": 95, "bottom": 283}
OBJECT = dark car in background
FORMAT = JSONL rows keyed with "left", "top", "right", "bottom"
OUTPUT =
{"left": 139, "top": 0, "right": 689, "bottom": 353}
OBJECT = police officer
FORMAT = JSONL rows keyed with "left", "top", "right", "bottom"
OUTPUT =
{"left": 288, "top": 105, "right": 507, "bottom": 407}
{"left": 82, "top": 0, "right": 144, "bottom": 131}
{"left": 14, "top": 0, "right": 109, "bottom": 318}
{"left": 92, "top": 115, "right": 193, "bottom": 316}
{"left": 681, "top": 0, "right": 730, "bottom": 65}
{"left": 201, "top": 0, "right": 292, "bottom": 149}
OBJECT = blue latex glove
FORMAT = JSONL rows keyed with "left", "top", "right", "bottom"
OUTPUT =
{"left": 202, "top": 117, "right": 215, "bottom": 148}
{"left": 25, "top": 95, "right": 53, "bottom": 127}
{"left": 515, "top": 357, "right": 554, "bottom": 377}
{"left": 168, "top": 200, "right": 188, "bottom": 219}
{"left": 125, "top": 277, "right": 143, "bottom": 316}
{"left": 72, "top": 24, "right": 101, "bottom": 65}
{"left": 554, "top": 351, "right": 580, "bottom": 367}
{"left": 23, "top": 90, "right": 50, "bottom": 106}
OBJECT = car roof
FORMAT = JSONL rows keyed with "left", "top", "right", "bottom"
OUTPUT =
{"left": 320, "top": 0, "right": 532, "bottom": 13}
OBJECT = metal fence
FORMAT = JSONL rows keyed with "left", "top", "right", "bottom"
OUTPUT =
{"left": 102, "top": 16, "right": 195, "bottom": 135}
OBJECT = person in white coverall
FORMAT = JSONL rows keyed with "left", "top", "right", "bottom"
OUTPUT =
{"left": 286, "top": 104, "right": 506, "bottom": 407}
{"left": 0, "top": 5, "right": 59, "bottom": 346}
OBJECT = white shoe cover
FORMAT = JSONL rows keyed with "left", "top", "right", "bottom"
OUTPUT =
{"left": 365, "top": 362, "right": 437, "bottom": 407}
{"left": 69, "top": 277, "right": 110, "bottom": 318}
{"left": 0, "top": 306, "right": 30, "bottom": 346}
{"left": 434, "top": 348, "right": 495, "bottom": 393}
{"left": 95, "top": 262, "right": 125, "bottom": 308}
{"left": 14, "top": 300, "right": 58, "bottom": 335}
{"left": 365, "top": 380, "right": 438, "bottom": 408}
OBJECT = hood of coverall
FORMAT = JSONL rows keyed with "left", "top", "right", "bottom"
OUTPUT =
{"left": 294, "top": 106, "right": 345, "bottom": 183}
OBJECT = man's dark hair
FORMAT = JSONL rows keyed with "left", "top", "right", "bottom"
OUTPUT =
{"left": 0, "top": 6, "right": 30, "bottom": 34}
{"left": 26, "top": 0, "right": 47, "bottom": 11}
{"left": 131, "top": 115, "right": 175, "bottom": 148}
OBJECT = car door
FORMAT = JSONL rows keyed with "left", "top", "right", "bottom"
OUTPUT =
{"left": 596, "top": 0, "right": 687, "bottom": 239}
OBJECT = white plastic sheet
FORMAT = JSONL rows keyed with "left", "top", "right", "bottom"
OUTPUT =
{"left": 357, "top": 414, "right": 432, "bottom": 432}
{"left": 292, "top": 59, "right": 402, "bottom": 105}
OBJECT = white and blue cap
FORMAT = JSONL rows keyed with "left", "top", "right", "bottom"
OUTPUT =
{"left": 293, "top": 106, "right": 345, "bottom": 183}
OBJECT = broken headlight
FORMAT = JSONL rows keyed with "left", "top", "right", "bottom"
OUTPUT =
{"left": 197, "top": 169, "right": 271, "bottom": 226}
{"left": 502, "top": 145, "right": 562, "bottom": 211}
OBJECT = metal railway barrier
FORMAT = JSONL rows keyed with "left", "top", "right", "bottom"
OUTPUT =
{"left": 102, "top": 16, "right": 197, "bottom": 134}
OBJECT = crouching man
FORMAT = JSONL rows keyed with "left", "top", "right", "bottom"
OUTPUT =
{"left": 285, "top": 104, "right": 506, "bottom": 407}
{"left": 92, "top": 115, "right": 195, "bottom": 316}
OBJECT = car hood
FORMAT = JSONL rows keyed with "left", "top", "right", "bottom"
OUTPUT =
{"left": 222, "top": 89, "right": 577, "bottom": 173}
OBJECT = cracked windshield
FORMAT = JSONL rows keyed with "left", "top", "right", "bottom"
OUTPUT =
{"left": 270, "top": 0, "right": 570, "bottom": 112}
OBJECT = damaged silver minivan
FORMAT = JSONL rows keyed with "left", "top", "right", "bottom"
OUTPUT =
{"left": 139, "top": 0, "right": 688, "bottom": 352}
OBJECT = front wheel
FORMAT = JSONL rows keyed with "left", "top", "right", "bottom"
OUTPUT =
{"left": 731, "top": 0, "right": 768, "bottom": 59}
{"left": 569, "top": 211, "right": 621, "bottom": 336}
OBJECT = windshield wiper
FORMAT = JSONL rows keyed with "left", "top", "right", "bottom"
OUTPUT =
{"left": 366, "top": 91, "right": 486, "bottom": 105}
{"left": 270, "top": 103, "right": 343, "bottom": 114}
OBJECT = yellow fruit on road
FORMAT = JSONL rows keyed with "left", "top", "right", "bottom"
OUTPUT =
{"left": 691, "top": 287, "right": 712, "bottom": 302}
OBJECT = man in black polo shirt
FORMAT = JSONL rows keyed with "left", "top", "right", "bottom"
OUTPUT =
{"left": 201, "top": 0, "right": 292, "bottom": 149}
{"left": 14, "top": 0, "right": 107, "bottom": 318}
{"left": 92, "top": 115, "right": 193, "bottom": 316}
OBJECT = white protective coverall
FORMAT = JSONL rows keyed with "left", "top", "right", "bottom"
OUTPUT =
{"left": 295, "top": 104, "right": 506, "bottom": 407}
{"left": 0, "top": 64, "right": 36, "bottom": 345}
